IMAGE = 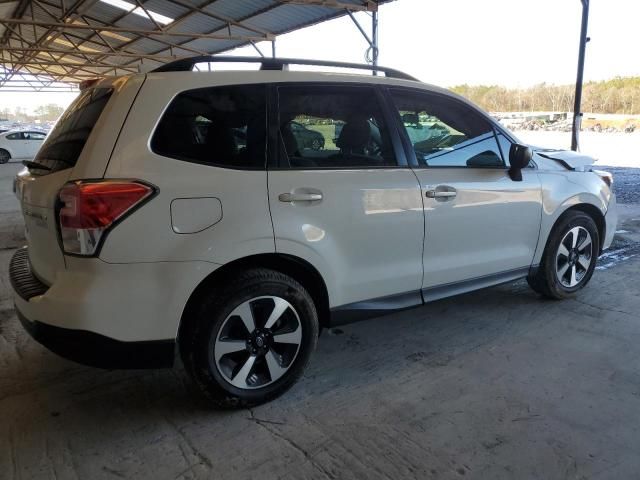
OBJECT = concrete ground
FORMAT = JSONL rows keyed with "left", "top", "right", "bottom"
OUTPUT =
{"left": 1, "top": 161, "right": 640, "bottom": 480}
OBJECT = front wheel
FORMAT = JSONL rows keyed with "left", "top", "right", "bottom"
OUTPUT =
{"left": 310, "top": 138, "right": 323, "bottom": 151}
{"left": 527, "top": 211, "right": 600, "bottom": 299}
{"left": 0, "top": 149, "right": 10, "bottom": 164}
{"left": 181, "top": 269, "right": 319, "bottom": 408}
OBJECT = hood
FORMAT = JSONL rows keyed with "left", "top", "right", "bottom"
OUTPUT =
{"left": 531, "top": 147, "right": 597, "bottom": 171}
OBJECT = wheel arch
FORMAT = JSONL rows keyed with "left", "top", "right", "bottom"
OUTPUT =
{"left": 0, "top": 147, "right": 12, "bottom": 160}
{"left": 177, "top": 253, "right": 331, "bottom": 346}
{"left": 544, "top": 202, "right": 606, "bottom": 258}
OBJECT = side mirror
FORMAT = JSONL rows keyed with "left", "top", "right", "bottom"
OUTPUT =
{"left": 508, "top": 143, "right": 532, "bottom": 181}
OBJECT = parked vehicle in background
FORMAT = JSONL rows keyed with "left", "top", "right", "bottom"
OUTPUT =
{"left": 9, "top": 57, "right": 617, "bottom": 408}
{"left": 289, "top": 121, "right": 325, "bottom": 150}
{"left": 0, "top": 130, "right": 47, "bottom": 163}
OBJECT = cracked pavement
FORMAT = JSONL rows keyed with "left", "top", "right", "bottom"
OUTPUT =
{"left": 2, "top": 161, "right": 640, "bottom": 479}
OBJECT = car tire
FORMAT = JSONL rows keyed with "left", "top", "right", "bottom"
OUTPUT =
{"left": 0, "top": 149, "right": 10, "bottom": 164}
{"left": 311, "top": 138, "right": 322, "bottom": 151}
{"left": 180, "top": 268, "right": 319, "bottom": 409}
{"left": 527, "top": 211, "right": 600, "bottom": 299}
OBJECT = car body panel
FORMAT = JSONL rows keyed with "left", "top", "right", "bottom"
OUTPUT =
{"left": 414, "top": 167, "right": 542, "bottom": 287}
{"left": 533, "top": 170, "right": 613, "bottom": 263}
{"left": 101, "top": 75, "right": 274, "bottom": 265}
{"left": 15, "top": 168, "right": 71, "bottom": 284}
{"left": 14, "top": 255, "right": 216, "bottom": 341}
{"left": 0, "top": 131, "right": 26, "bottom": 158}
{"left": 268, "top": 168, "right": 424, "bottom": 308}
{"left": 70, "top": 75, "right": 147, "bottom": 179}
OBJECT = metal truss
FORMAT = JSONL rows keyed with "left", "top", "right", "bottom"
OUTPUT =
{"left": 0, "top": 0, "right": 383, "bottom": 90}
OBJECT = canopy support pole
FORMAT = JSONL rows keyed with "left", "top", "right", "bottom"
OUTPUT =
{"left": 571, "top": 0, "right": 590, "bottom": 151}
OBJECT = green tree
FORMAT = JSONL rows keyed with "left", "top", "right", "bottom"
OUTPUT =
{"left": 34, "top": 104, "right": 64, "bottom": 122}
{"left": 449, "top": 76, "right": 640, "bottom": 114}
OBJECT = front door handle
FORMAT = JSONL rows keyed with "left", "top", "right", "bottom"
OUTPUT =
{"left": 279, "top": 192, "right": 323, "bottom": 202}
{"left": 425, "top": 189, "right": 456, "bottom": 198}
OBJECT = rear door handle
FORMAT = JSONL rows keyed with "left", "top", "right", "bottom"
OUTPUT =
{"left": 278, "top": 192, "right": 323, "bottom": 202}
{"left": 425, "top": 190, "right": 456, "bottom": 198}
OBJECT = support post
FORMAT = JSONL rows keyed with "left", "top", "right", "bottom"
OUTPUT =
{"left": 347, "top": 9, "right": 379, "bottom": 75}
{"left": 571, "top": 0, "right": 590, "bottom": 151}
{"left": 272, "top": 39, "right": 276, "bottom": 58}
{"left": 371, "top": 10, "right": 378, "bottom": 75}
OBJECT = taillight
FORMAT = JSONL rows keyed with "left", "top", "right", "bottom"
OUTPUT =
{"left": 58, "top": 181, "right": 155, "bottom": 256}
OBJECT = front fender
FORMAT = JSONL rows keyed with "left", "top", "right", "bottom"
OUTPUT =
{"left": 533, "top": 171, "right": 610, "bottom": 264}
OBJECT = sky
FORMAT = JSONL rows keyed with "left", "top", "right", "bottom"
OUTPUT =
{"left": 1, "top": 0, "right": 639, "bottom": 112}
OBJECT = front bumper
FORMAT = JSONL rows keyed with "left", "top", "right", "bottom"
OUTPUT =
{"left": 603, "top": 193, "right": 617, "bottom": 251}
{"left": 16, "top": 306, "right": 174, "bottom": 369}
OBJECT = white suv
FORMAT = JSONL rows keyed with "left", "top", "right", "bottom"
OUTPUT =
{"left": 9, "top": 57, "right": 617, "bottom": 408}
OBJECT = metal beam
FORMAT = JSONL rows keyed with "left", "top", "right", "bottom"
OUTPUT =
{"left": 371, "top": 10, "right": 378, "bottom": 74}
{"left": 0, "top": 46, "right": 198, "bottom": 59}
{"left": 5, "top": 60, "right": 138, "bottom": 70}
{"left": 0, "top": 18, "right": 275, "bottom": 41}
{"left": 571, "top": 0, "right": 589, "bottom": 151}
{"left": 281, "top": 0, "right": 377, "bottom": 12}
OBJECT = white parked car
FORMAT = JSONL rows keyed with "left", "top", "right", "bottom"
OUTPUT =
{"left": 10, "top": 57, "right": 617, "bottom": 408}
{"left": 0, "top": 130, "right": 47, "bottom": 163}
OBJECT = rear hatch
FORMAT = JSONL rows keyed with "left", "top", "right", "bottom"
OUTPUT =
{"left": 15, "top": 78, "right": 142, "bottom": 284}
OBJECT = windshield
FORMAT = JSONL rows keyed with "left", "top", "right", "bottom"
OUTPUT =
{"left": 31, "top": 88, "right": 113, "bottom": 174}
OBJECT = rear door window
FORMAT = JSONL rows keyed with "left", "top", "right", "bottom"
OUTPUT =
{"left": 276, "top": 85, "right": 397, "bottom": 168}
{"left": 25, "top": 132, "right": 46, "bottom": 140}
{"left": 33, "top": 88, "right": 113, "bottom": 173}
{"left": 151, "top": 85, "right": 266, "bottom": 169}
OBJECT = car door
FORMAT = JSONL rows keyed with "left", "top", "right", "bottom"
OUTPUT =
{"left": 23, "top": 131, "right": 46, "bottom": 158}
{"left": 268, "top": 84, "right": 425, "bottom": 315}
{"left": 5, "top": 132, "right": 27, "bottom": 157}
{"left": 387, "top": 88, "right": 542, "bottom": 299}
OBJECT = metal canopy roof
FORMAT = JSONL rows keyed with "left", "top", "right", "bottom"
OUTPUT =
{"left": 0, "top": 0, "right": 388, "bottom": 90}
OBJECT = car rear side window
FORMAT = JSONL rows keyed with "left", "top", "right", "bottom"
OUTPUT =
{"left": 277, "top": 86, "right": 397, "bottom": 169}
{"left": 33, "top": 88, "right": 113, "bottom": 173}
{"left": 151, "top": 85, "right": 266, "bottom": 169}
{"left": 390, "top": 89, "right": 504, "bottom": 168}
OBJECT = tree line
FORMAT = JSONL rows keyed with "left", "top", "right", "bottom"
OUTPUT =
{"left": 0, "top": 104, "right": 64, "bottom": 123}
{"left": 450, "top": 77, "right": 640, "bottom": 114}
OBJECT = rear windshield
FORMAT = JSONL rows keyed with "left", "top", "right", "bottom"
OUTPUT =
{"left": 32, "top": 88, "right": 113, "bottom": 173}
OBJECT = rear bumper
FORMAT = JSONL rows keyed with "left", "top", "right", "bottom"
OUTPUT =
{"left": 9, "top": 247, "right": 218, "bottom": 369}
{"left": 16, "top": 306, "right": 174, "bottom": 369}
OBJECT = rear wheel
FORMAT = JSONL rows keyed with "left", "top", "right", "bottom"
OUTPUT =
{"left": 181, "top": 269, "right": 318, "bottom": 408}
{"left": 527, "top": 211, "right": 599, "bottom": 299}
{"left": 0, "top": 149, "right": 10, "bottom": 164}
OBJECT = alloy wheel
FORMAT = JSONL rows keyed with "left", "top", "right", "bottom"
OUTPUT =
{"left": 213, "top": 296, "right": 302, "bottom": 390}
{"left": 556, "top": 226, "right": 593, "bottom": 288}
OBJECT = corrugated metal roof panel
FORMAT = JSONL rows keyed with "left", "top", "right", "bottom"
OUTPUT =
{"left": 206, "top": 0, "right": 277, "bottom": 21}
{"left": 167, "top": 13, "right": 226, "bottom": 35}
{"left": 242, "top": 4, "right": 337, "bottom": 34}
{"left": 141, "top": 0, "right": 190, "bottom": 19}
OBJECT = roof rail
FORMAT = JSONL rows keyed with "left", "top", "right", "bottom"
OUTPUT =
{"left": 151, "top": 56, "right": 418, "bottom": 81}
